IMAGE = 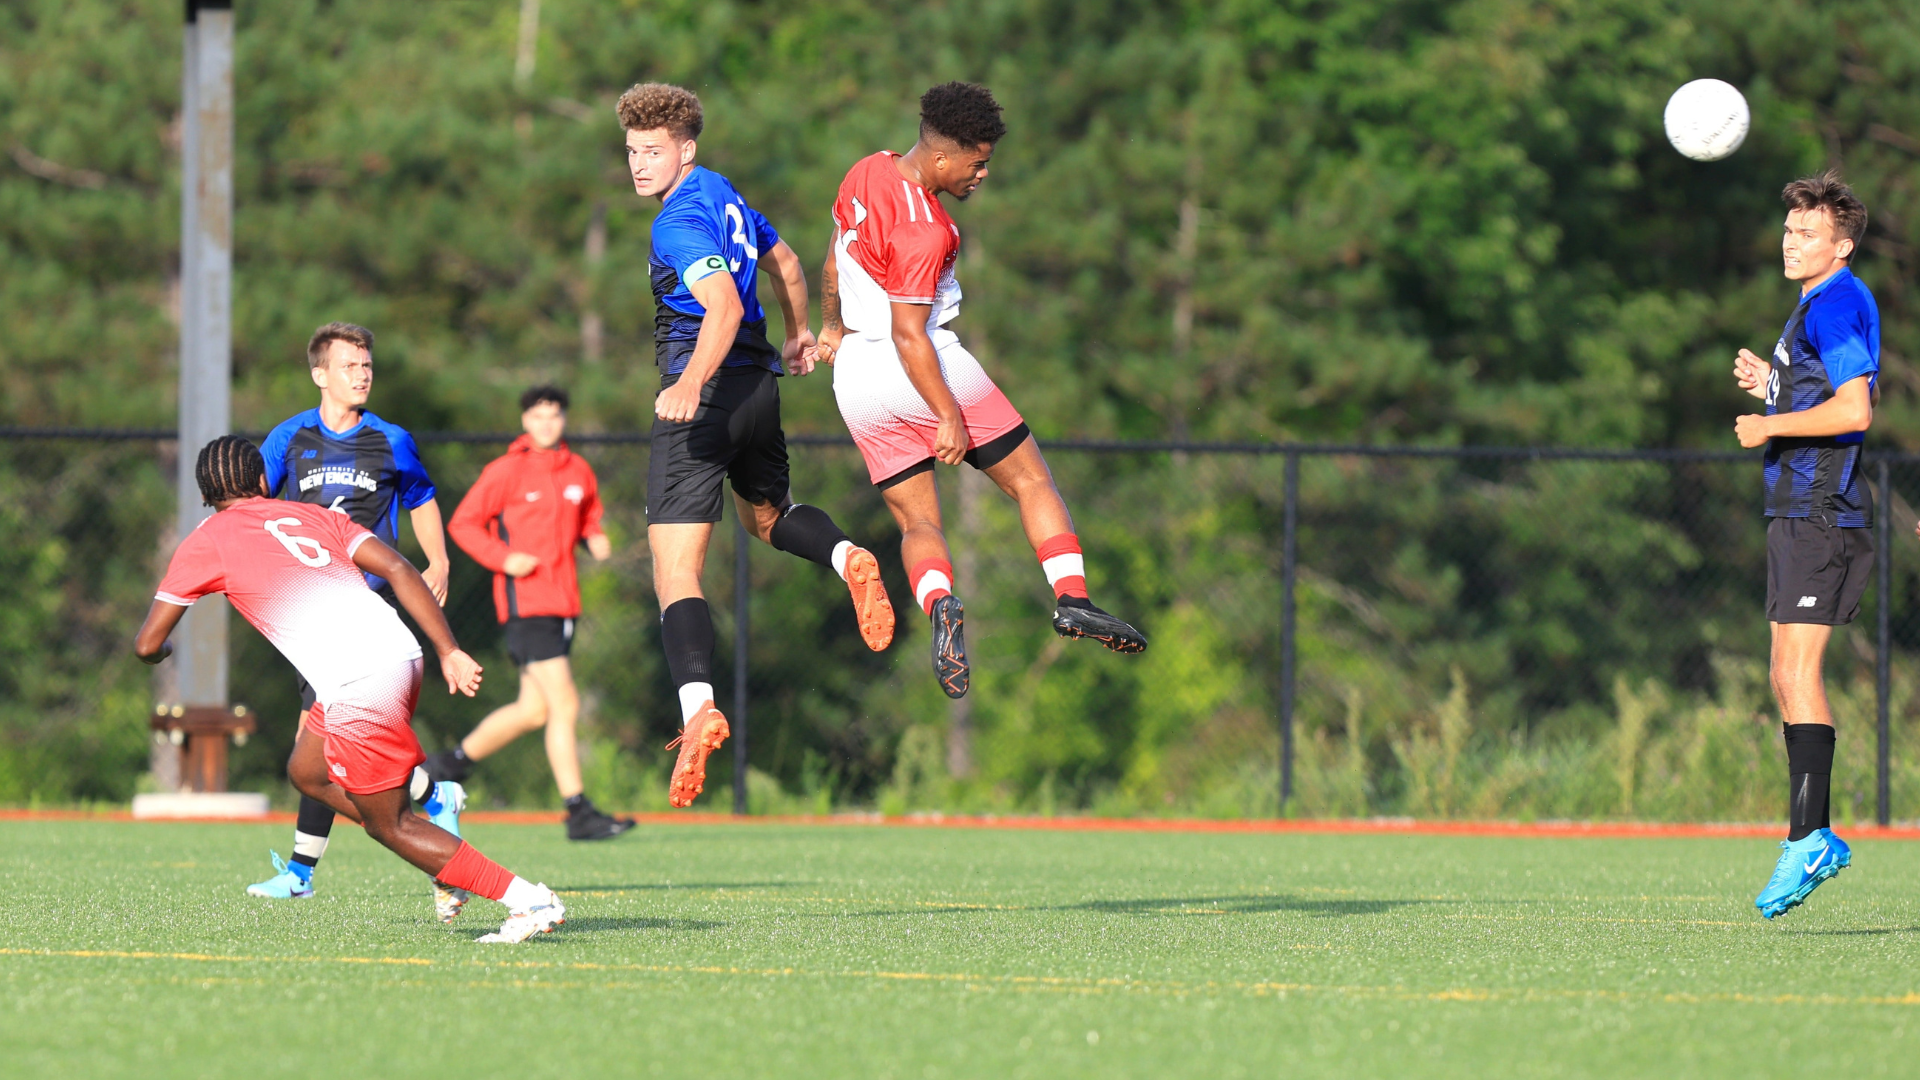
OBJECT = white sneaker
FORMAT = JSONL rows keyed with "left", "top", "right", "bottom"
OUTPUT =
{"left": 432, "top": 879, "right": 471, "bottom": 924}
{"left": 475, "top": 887, "right": 566, "bottom": 944}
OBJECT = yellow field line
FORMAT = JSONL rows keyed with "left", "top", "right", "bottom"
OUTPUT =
{"left": 6, "top": 947, "right": 1917, "bottom": 1007}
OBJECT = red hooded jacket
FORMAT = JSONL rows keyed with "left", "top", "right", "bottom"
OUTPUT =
{"left": 448, "top": 435, "right": 605, "bottom": 622}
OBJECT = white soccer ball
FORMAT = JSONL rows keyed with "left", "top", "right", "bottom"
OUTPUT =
{"left": 1664, "top": 79, "right": 1750, "bottom": 162}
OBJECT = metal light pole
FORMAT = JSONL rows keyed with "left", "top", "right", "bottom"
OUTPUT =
{"left": 143, "top": 0, "right": 255, "bottom": 814}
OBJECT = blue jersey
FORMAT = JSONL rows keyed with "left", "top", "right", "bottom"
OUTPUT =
{"left": 1763, "top": 267, "right": 1880, "bottom": 526}
{"left": 649, "top": 165, "right": 784, "bottom": 377}
{"left": 259, "top": 408, "right": 437, "bottom": 590}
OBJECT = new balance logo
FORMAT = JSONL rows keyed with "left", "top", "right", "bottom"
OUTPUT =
{"left": 301, "top": 449, "right": 318, "bottom": 458}
{"left": 1797, "top": 596, "right": 1818, "bottom": 608}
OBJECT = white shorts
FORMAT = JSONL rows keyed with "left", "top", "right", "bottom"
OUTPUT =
{"left": 831, "top": 328, "right": 1025, "bottom": 485}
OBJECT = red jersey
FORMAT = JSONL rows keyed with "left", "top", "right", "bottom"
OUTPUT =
{"left": 831, "top": 151, "right": 964, "bottom": 337}
{"left": 447, "top": 435, "right": 606, "bottom": 622}
{"left": 155, "top": 498, "right": 423, "bottom": 703}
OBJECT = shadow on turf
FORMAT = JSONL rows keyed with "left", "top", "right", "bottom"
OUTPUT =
{"left": 549, "top": 881, "right": 811, "bottom": 893}
{"left": 834, "top": 894, "right": 1441, "bottom": 919}
{"left": 1786, "top": 926, "right": 1920, "bottom": 936}
{"left": 554, "top": 916, "right": 727, "bottom": 933}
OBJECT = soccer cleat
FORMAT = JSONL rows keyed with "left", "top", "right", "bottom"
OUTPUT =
{"left": 432, "top": 880, "right": 471, "bottom": 924}
{"left": 246, "top": 851, "right": 314, "bottom": 900}
{"left": 843, "top": 546, "right": 896, "bottom": 651}
{"left": 666, "top": 705, "right": 731, "bottom": 808}
{"left": 475, "top": 887, "right": 567, "bottom": 944}
{"left": 424, "top": 780, "right": 466, "bottom": 838}
{"left": 1755, "top": 828, "right": 1851, "bottom": 919}
{"left": 1052, "top": 602, "right": 1148, "bottom": 654}
{"left": 930, "top": 594, "right": 969, "bottom": 699}
{"left": 567, "top": 801, "right": 637, "bottom": 841}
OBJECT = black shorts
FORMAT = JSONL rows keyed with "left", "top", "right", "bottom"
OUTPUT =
{"left": 505, "top": 615, "right": 574, "bottom": 666}
{"left": 646, "top": 366, "right": 790, "bottom": 524}
{"left": 1766, "top": 516, "right": 1874, "bottom": 625}
{"left": 298, "top": 584, "right": 398, "bottom": 709}
{"left": 875, "top": 423, "right": 1032, "bottom": 491}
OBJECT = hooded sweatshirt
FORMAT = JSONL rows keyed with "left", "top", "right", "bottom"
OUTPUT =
{"left": 448, "top": 435, "right": 605, "bottom": 622}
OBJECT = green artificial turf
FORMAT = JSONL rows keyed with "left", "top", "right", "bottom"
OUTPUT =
{"left": 2, "top": 820, "right": 1917, "bottom": 1079}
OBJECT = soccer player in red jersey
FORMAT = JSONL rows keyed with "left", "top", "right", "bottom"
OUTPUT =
{"left": 435, "top": 385, "right": 635, "bottom": 841}
{"left": 812, "top": 82, "right": 1146, "bottom": 697}
{"left": 136, "top": 437, "right": 566, "bottom": 943}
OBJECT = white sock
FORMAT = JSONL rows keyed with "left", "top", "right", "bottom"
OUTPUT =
{"left": 409, "top": 766, "right": 431, "bottom": 802}
{"left": 501, "top": 876, "right": 548, "bottom": 912}
{"left": 914, "top": 570, "right": 953, "bottom": 612}
{"left": 830, "top": 540, "right": 854, "bottom": 579}
{"left": 292, "top": 830, "right": 329, "bottom": 862}
{"left": 678, "top": 682, "right": 715, "bottom": 724}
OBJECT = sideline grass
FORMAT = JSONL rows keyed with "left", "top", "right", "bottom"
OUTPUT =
{"left": 2, "top": 820, "right": 1917, "bottom": 1078}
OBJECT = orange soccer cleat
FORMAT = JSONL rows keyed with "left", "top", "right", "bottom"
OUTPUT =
{"left": 666, "top": 704, "right": 731, "bottom": 808}
{"left": 842, "top": 546, "right": 896, "bottom": 652}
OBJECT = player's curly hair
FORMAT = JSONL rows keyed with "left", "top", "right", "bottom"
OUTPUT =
{"left": 306, "top": 322, "right": 374, "bottom": 370}
{"left": 1783, "top": 169, "right": 1869, "bottom": 256}
{"left": 195, "top": 435, "right": 267, "bottom": 506}
{"left": 919, "top": 82, "right": 1006, "bottom": 148}
{"left": 520, "top": 384, "right": 569, "bottom": 411}
{"left": 616, "top": 83, "right": 703, "bottom": 141}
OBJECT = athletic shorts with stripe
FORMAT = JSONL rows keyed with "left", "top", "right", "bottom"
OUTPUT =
{"left": 307, "top": 657, "right": 427, "bottom": 796}
{"left": 832, "top": 326, "right": 1024, "bottom": 486}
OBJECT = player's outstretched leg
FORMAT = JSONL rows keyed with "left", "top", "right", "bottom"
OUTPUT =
{"left": 751, "top": 498, "right": 895, "bottom": 652}
{"left": 981, "top": 438, "right": 1146, "bottom": 653}
{"left": 1757, "top": 720, "right": 1848, "bottom": 918}
{"left": 350, "top": 786, "right": 565, "bottom": 943}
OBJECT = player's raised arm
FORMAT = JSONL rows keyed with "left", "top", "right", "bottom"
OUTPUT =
{"left": 760, "top": 239, "right": 816, "bottom": 375}
{"left": 352, "top": 535, "right": 482, "bottom": 696}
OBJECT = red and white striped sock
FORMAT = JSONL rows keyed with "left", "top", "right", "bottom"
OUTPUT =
{"left": 909, "top": 557, "right": 954, "bottom": 617}
{"left": 1036, "top": 534, "right": 1088, "bottom": 601}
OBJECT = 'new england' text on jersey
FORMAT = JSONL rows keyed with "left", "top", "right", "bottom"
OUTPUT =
{"left": 649, "top": 165, "right": 783, "bottom": 376}
{"left": 831, "top": 151, "right": 964, "bottom": 337}
{"left": 1764, "top": 266, "right": 1881, "bottom": 526}
{"left": 156, "top": 499, "right": 423, "bottom": 705}
{"left": 260, "top": 409, "right": 436, "bottom": 590}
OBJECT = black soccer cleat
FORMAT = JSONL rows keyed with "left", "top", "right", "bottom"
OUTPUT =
{"left": 566, "top": 800, "right": 637, "bottom": 841}
{"left": 930, "top": 594, "right": 970, "bottom": 699}
{"left": 424, "top": 749, "right": 473, "bottom": 785}
{"left": 1052, "top": 601, "right": 1148, "bottom": 654}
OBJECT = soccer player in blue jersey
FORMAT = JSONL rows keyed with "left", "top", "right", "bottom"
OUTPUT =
{"left": 246, "top": 322, "right": 466, "bottom": 908}
{"left": 1731, "top": 171, "right": 1878, "bottom": 919}
{"left": 617, "top": 83, "right": 896, "bottom": 808}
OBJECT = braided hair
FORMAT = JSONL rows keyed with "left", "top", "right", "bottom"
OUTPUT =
{"left": 195, "top": 435, "right": 267, "bottom": 506}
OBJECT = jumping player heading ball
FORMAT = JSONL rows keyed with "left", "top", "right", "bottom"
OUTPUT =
{"left": 812, "top": 82, "right": 1147, "bottom": 698}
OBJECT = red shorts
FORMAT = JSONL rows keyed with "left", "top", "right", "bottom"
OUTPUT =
{"left": 832, "top": 329, "right": 1024, "bottom": 485}
{"left": 308, "top": 658, "right": 426, "bottom": 795}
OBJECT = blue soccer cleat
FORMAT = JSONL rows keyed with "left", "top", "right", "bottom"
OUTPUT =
{"left": 246, "top": 851, "right": 314, "bottom": 899}
{"left": 423, "top": 780, "right": 466, "bottom": 838}
{"left": 1756, "top": 828, "right": 1851, "bottom": 919}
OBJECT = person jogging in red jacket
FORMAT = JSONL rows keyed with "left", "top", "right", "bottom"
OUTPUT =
{"left": 431, "top": 385, "right": 634, "bottom": 840}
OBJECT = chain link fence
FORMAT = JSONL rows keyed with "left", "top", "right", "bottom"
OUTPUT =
{"left": 5, "top": 428, "right": 1920, "bottom": 823}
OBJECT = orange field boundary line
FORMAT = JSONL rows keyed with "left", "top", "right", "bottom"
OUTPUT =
{"left": 3, "top": 807, "right": 1918, "bottom": 839}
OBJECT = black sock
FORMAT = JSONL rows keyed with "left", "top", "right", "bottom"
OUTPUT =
{"left": 426, "top": 747, "right": 474, "bottom": 784}
{"left": 565, "top": 794, "right": 589, "bottom": 814}
{"left": 291, "top": 795, "right": 335, "bottom": 868}
{"left": 661, "top": 597, "right": 716, "bottom": 689}
{"left": 768, "top": 503, "right": 851, "bottom": 570}
{"left": 1784, "top": 723, "right": 1836, "bottom": 841}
